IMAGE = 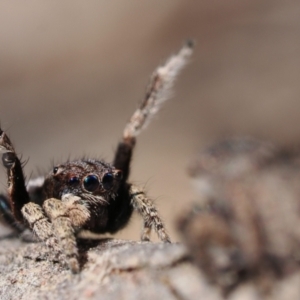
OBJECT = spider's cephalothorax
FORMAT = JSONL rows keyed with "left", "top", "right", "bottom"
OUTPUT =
{"left": 43, "top": 160, "right": 128, "bottom": 232}
{"left": 0, "top": 41, "right": 193, "bottom": 273}
{"left": 45, "top": 160, "right": 121, "bottom": 201}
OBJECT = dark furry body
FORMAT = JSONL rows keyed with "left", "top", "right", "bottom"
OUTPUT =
{"left": 0, "top": 138, "right": 134, "bottom": 236}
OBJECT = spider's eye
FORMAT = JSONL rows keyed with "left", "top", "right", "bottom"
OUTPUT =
{"left": 68, "top": 176, "right": 79, "bottom": 186}
{"left": 83, "top": 175, "right": 99, "bottom": 192}
{"left": 102, "top": 173, "right": 114, "bottom": 190}
{"left": 53, "top": 167, "right": 59, "bottom": 175}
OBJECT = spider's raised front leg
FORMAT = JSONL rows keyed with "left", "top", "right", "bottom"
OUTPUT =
{"left": 112, "top": 42, "right": 193, "bottom": 243}
{"left": 113, "top": 41, "right": 194, "bottom": 181}
{"left": 130, "top": 185, "right": 171, "bottom": 243}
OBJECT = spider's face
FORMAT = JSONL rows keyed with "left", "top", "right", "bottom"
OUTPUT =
{"left": 43, "top": 159, "right": 123, "bottom": 205}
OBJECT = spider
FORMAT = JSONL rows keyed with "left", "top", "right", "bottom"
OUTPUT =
{"left": 0, "top": 41, "right": 193, "bottom": 273}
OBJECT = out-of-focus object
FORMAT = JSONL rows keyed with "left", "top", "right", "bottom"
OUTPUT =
{"left": 178, "top": 137, "right": 300, "bottom": 297}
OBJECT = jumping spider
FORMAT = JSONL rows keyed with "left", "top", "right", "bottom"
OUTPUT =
{"left": 0, "top": 41, "right": 193, "bottom": 273}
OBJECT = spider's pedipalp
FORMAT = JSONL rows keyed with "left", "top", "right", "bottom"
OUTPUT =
{"left": 21, "top": 202, "right": 59, "bottom": 251}
{"left": 61, "top": 193, "right": 90, "bottom": 228}
{"left": 130, "top": 185, "right": 171, "bottom": 243}
{"left": 43, "top": 198, "right": 81, "bottom": 273}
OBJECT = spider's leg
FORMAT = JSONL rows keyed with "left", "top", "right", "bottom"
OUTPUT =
{"left": 43, "top": 195, "right": 90, "bottom": 273}
{"left": 141, "top": 220, "right": 151, "bottom": 242}
{"left": 0, "top": 194, "right": 27, "bottom": 234}
{"left": 130, "top": 185, "right": 171, "bottom": 243}
{"left": 0, "top": 128, "right": 30, "bottom": 222}
{"left": 113, "top": 41, "right": 194, "bottom": 180}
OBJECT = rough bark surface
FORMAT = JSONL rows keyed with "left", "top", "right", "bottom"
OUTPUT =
{"left": 0, "top": 237, "right": 221, "bottom": 300}
{"left": 1, "top": 236, "right": 300, "bottom": 300}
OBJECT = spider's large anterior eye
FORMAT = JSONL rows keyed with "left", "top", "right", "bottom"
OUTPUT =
{"left": 53, "top": 167, "right": 59, "bottom": 175}
{"left": 83, "top": 175, "right": 99, "bottom": 192}
{"left": 102, "top": 173, "right": 114, "bottom": 190}
{"left": 69, "top": 176, "right": 80, "bottom": 186}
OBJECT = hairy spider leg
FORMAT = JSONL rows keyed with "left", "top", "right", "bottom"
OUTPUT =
{"left": 113, "top": 40, "right": 194, "bottom": 181}
{"left": 130, "top": 185, "right": 171, "bottom": 243}
{"left": 0, "top": 129, "right": 30, "bottom": 222}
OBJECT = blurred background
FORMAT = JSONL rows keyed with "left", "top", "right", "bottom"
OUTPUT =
{"left": 0, "top": 0, "right": 300, "bottom": 240}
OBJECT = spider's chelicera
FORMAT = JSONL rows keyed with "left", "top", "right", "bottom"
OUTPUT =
{"left": 0, "top": 41, "right": 193, "bottom": 273}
